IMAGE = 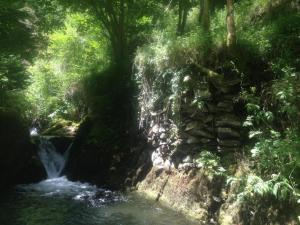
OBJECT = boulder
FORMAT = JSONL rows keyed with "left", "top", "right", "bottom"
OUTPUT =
{"left": 0, "top": 108, "right": 46, "bottom": 189}
{"left": 42, "top": 119, "right": 79, "bottom": 137}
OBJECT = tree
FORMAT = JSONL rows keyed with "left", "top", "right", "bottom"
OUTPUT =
{"left": 199, "top": 0, "right": 210, "bottom": 31}
{"left": 0, "top": 1, "right": 38, "bottom": 110}
{"left": 177, "top": 0, "right": 191, "bottom": 35}
{"left": 55, "top": 0, "right": 161, "bottom": 74}
{"left": 226, "top": 0, "right": 236, "bottom": 50}
{"left": 87, "top": 0, "right": 128, "bottom": 67}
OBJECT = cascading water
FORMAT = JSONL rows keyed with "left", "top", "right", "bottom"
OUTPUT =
{"left": 0, "top": 137, "right": 199, "bottom": 225}
{"left": 38, "top": 138, "right": 68, "bottom": 178}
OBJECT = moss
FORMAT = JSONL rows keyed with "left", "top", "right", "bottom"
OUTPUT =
{"left": 42, "top": 118, "right": 79, "bottom": 136}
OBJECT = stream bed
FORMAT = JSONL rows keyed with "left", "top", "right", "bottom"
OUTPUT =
{"left": 0, "top": 177, "right": 198, "bottom": 225}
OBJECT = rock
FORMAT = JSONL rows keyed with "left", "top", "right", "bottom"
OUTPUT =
{"left": 159, "top": 127, "right": 166, "bottom": 133}
{"left": 186, "top": 136, "right": 201, "bottom": 144}
{"left": 159, "top": 141, "right": 168, "bottom": 146}
{"left": 160, "top": 133, "right": 167, "bottom": 139}
{"left": 182, "top": 155, "right": 193, "bottom": 163}
{"left": 217, "top": 146, "right": 239, "bottom": 153}
{"left": 171, "top": 139, "right": 183, "bottom": 146}
{"left": 42, "top": 119, "right": 79, "bottom": 137}
{"left": 223, "top": 77, "right": 241, "bottom": 86}
{"left": 150, "top": 124, "right": 160, "bottom": 134}
{"left": 204, "top": 126, "right": 214, "bottom": 133}
{"left": 151, "top": 151, "right": 164, "bottom": 167}
{"left": 185, "top": 121, "right": 201, "bottom": 131}
{"left": 218, "top": 139, "right": 241, "bottom": 147}
{"left": 206, "top": 103, "right": 217, "bottom": 113}
{"left": 0, "top": 108, "right": 46, "bottom": 189}
{"left": 164, "top": 159, "right": 174, "bottom": 169}
{"left": 152, "top": 140, "right": 159, "bottom": 148}
{"left": 215, "top": 115, "right": 241, "bottom": 128}
{"left": 217, "top": 101, "right": 234, "bottom": 112}
{"left": 217, "top": 128, "right": 240, "bottom": 139}
{"left": 200, "top": 138, "right": 214, "bottom": 144}
{"left": 183, "top": 75, "right": 191, "bottom": 82}
{"left": 178, "top": 162, "right": 196, "bottom": 170}
{"left": 190, "top": 111, "right": 206, "bottom": 119}
{"left": 188, "top": 129, "right": 215, "bottom": 139}
{"left": 203, "top": 115, "right": 214, "bottom": 123}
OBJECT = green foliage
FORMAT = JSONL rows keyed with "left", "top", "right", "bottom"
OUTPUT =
{"left": 234, "top": 174, "right": 299, "bottom": 203}
{"left": 0, "top": 2, "right": 39, "bottom": 114}
{"left": 135, "top": 8, "right": 212, "bottom": 73}
{"left": 0, "top": 55, "right": 29, "bottom": 93}
{"left": 196, "top": 151, "right": 226, "bottom": 175}
{"left": 26, "top": 12, "right": 110, "bottom": 123}
{"left": 0, "top": 3, "right": 38, "bottom": 59}
{"left": 135, "top": 0, "right": 300, "bottom": 212}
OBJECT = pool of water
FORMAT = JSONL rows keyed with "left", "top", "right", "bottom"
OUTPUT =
{"left": 0, "top": 177, "right": 199, "bottom": 225}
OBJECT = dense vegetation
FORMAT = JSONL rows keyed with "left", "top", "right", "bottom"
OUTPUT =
{"left": 0, "top": 0, "right": 299, "bottom": 223}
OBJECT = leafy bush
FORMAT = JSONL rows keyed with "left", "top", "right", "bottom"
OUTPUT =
{"left": 196, "top": 151, "right": 226, "bottom": 176}
{"left": 26, "top": 12, "right": 110, "bottom": 124}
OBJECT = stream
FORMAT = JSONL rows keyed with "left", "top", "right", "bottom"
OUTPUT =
{"left": 0, "top": 137, "right": 198, "bottom": 225}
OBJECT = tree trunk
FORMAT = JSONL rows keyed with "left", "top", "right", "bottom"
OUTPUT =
{"left": 177, "top": 0, "right": 190, "bottom": 35}
{"left": 200, "top": 0, "right": 210, "bottom": 31}
{"left": 226, "top": 0, "right": 236, "bottom": 50}
{"left": 177, "top": 0, "right": 183, "bottom": 35}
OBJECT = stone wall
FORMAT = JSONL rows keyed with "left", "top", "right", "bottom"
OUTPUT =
{"left": 135, "top": 67, "right": 246, "bottom": 223}
{"left": 137, "top": 68, "right": 243, "bottom": 170}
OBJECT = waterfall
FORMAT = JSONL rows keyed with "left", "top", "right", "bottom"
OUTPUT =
{"left": 38, "top": 138, "right": 71, "bottom": 178}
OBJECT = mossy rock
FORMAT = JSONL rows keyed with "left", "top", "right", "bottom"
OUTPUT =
{"left": 42, "top": 118, "right": 79, "bottom": 137}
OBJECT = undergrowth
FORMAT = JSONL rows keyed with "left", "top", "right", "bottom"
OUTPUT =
{"left": 134, "top": 0, "right": 300, "bottom": 215}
